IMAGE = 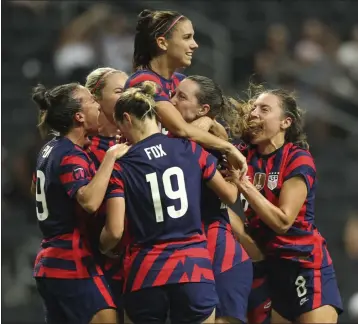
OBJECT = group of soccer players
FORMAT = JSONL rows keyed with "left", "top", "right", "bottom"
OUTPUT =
{"left": 31, "top": 8, "right": 343, "bottom": 324}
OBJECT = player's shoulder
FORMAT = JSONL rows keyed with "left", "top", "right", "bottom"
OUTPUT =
{"left": 285, "top": 142, "right": 313, "bottom": 160}
{"left": 173, "top": 72, "right": 186, "bottom": 82}
{"left": 125, "top": 69, "right": 162, "bottom": 89}
{"left": 233, "top": 139, "right": 250, "bottom": 157}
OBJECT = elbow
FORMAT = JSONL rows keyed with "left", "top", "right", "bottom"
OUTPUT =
{"left": 222, "top": 192, "right": 238, "bottom": 206}
{"left": 108, "top": 226, "right": 124, "bottom": 242}
{"left": 81, "top": 203, "right": 98, "bottom": 214}
{"left": 273, "top": 217, "right": 293, "bottom": 234}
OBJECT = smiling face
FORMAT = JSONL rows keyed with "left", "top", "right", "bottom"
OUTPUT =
{"left": 73, "top": 86, "right": 99, "bottom": 135}
{"left": 161, "top": 19, "right": 198, "bottom": 68}
{"left": 170, "top": 78, "right": 204, "bottom": 122}
{"left": 248, "top": 92, "right": 292, "bottom": 145}
{"left": 97, "top": 72, "right": 128, "bottom": 124}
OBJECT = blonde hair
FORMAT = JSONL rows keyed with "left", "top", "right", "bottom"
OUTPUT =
{"left": 114, "top": 81, "right": 158, "bottom": 121}
{"left": 85, "top": 67, "right": 127, "bottom": 99}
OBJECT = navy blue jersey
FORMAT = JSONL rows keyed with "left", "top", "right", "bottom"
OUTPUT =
{"left": 106, "top": 133, "right": 217, "bottom": 292}
{"left": 125, "top": 69, "right": 185, "bottom": 135}
{"left": 238, "top": 142, "right": 332, "bottom": 269}
{"left": 33, "top": 137, "right": 102, "bottom": 279}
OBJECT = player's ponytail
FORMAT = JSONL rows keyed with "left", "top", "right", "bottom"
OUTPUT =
{"left": 31, "top": 82, "right": 81, "bottom": 139}
{"left": 114, "top": 81, "right": 158, "bottom": 122}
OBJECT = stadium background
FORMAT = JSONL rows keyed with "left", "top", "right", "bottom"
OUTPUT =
{"left": 2, "top": 1, "right": 358, "bottom": 322}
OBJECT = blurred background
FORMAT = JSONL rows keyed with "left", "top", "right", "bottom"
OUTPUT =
{"left": 2, "top": 0, "right": 358, "bottom": 322}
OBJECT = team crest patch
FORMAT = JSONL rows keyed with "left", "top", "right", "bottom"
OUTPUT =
{"left": 73, "top": 167, "right": 86, "bottom": 180}
{"left": 267, "top": 172, "right": 279, "bottom": 190}
{"left": 253, "top": 173, "right": 266, "bottom": 191}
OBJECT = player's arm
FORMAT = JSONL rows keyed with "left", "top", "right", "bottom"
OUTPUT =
{"left": 191, "top": 117, "right": 228, "bottom": 140}
{"left": 206, "top": 172, "right": 238, "bottom": 205}
{"left": 157, "top": 101, "right": 246, "bottom": 174}
{"left": 100, "top": 197, "right": 126, "bottom": 254}
{"left": 228, "top": 208, "right": 264, "bottom": 261}
{"left": 100, "top": 167, "right": 126, "bottom": 253}
{"left": 228, "top": 151, "right": 315, "bottom": 234}
{"left": 76, "top": 144, "right": 129, "bottom": 213}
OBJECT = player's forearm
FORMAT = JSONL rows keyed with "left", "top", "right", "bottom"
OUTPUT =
{"left": 76, "top": 153, "right": 116, "bottom": 213}
{"left": 209, "top": 120, "right": 229, "bottom": 141}
{"left": 239, "top": 179, "right": 292, "bottom": 234}
{"left": 228, "top": 208, "right": 264, "bottom": 261}
{"left": 99, "top": 226, "right": 123, "bottom": 254}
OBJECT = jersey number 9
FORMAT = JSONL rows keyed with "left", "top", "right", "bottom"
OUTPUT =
{"left": 146, "top": 167, "right": 188, "bottom": 222}
{"left": 36, "top": 170, "right": 49, "bottom": 221}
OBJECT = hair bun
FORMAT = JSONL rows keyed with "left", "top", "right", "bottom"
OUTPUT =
{"left": 138, "top": 9, "right": 153, "bottom": 19}
{"left": 140, "top": 81, "right": 158, "bottom": 97}
{"left": 32, "top": 84, "right": 50, "bottom": 111}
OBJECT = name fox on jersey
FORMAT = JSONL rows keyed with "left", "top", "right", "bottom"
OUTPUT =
{"left": 144, "top": 145, "right": 167, "bottom": 160}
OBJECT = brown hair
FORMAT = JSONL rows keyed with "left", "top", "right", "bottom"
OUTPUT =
{"left": 239, "top": 83, "right": 308, "bottom": 149}
{"left": 133, "top": 9, "right": 187, "bottom": 71}
{"left": 32, "top": 83, "right": 81, "bottom": 139}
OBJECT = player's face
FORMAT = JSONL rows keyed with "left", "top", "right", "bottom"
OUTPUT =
{"left": 74, "top": 86, "right": 99, "bottom": 135}
{"left": 171, "top": 79, "right": 203, "bottom": 122}
{"left": 249, "top": 93, "right": 290, "bottom": 145}
{"left": 98, "top": 73, "right": 128, "bottom": 124}
{"left": 166, "top": 20, "right": 198, "bottom": 68}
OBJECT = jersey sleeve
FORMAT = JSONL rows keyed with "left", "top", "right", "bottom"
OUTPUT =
{"left": 125, "top": 71, "right": 170, "bottom": 102}
{"left": 58, "top": 150, "right": 92, "bottom": 198}
{"left": 283, "top": 149, "right": 316, "bottom": 193}
{"left": 106, "top": 162, "right": 125, "bottom": 200}
{"left": 190, "top": 141, "right": 218, "bottom": 181}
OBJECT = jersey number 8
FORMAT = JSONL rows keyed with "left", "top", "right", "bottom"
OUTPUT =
{"left": 36, "top": 170, "right": 49, "bottom": 221}
{"left": 146, "top": 166, "right": 188, "bottom": 222}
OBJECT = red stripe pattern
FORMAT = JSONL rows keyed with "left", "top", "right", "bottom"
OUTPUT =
{"left": 240, "top": 142, "right": 331, "bottom": 269}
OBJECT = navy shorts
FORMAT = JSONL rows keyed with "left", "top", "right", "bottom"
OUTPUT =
{"left": 35, "top": 276, "right": 116, "bottom": 324}
{"left": 124, "top": 282, "right": 218, "bottom": 324}
{"left": 247, "top": 261, "right": 272, "bottom": 324}
{"left": 267, "top": 259, "right": 343, "bottom": 321}
{"left": 215, "top": 259, "right": 253, "bottom": 322}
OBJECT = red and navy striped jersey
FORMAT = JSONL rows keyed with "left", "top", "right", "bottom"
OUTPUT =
{"left": 33, "top": 137, "right": 103, "bottom": 279}
{"left": 125, "top": 69, "right": 185, "bottom": 134}
{"left": 87, "top": 135, "right": 116, "bottom": 169}
{"left": 106, "top": 133, "right": 217, "bottom": 292}
{"left": 85, "top": 135, "right": 125, "bottom": 280}
{"left": 202, "top": 149, "right": 249, "bottom": 274}
{"left": 238, "top": 142, "right": 332, "bottom": 269}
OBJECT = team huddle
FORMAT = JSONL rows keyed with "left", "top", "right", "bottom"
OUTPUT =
{"left": 31, "top": 8, "right": 343, "bottom": 324}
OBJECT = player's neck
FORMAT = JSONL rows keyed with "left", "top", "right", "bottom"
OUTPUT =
{"left": 98, "top": 122, "right": 117, "bottom": 138}
{"left": 131, "top": 121, "right": 160, "bottom": 144}
{"left": 257, "top": 134, "right": 285, "bottom": 155}
{"left": 65, "top": 128, "right": 87, "bottom": 148}
{"left": 150, "top": 56, "right": 176, "bottom": 80}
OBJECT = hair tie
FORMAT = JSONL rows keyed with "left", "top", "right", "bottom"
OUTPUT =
{"left": 161, "top": 15, "right": 184, "bottom": 37}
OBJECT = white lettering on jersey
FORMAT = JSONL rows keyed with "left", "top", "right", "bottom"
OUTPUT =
{"left": 144, "top": 145, "right": 167, "bottom": 160}
{"left": 42, "top": 145, "right": 53, "bottom": 158}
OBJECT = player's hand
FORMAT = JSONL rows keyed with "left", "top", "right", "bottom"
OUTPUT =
{"left": 107, "top": 143, "right": 131, "bottom": 160}
{"left": 226, "top": 146, "right": 248, "bottom": 180}
{"left": 191, "top": 116, "right": 213, "bottom": 132}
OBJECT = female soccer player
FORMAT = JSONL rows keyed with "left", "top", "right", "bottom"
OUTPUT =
{"left": 171, "top": 75, "right": 253, "bottom": 323}
{"left": 227, "top": 87, "right": 343, "bottom": 323}
{"left": 85, "top": 67, "right": 129, "bottom": 309}
{"left": 99, "top": 81, "right": 240, "bottom": 324}
{"left": 31, "top": 83, "right": 129, "bottom": 324}
{"left": 123, "top": 9, "right": 247, "bottom": 175}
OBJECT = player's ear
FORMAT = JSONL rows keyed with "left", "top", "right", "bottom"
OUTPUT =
{"left": 156, "top": 36, "right": 168, "bottom": 51}
{"left": 197, "top": 104, "right": 210, "bottom": 117}
{"left": 280, "top": 116, "right": 292, "bottom": 130}
{"left": 123, "top": 112, "right": 132, "bottom": 125}
{"left": 74, "top": 111, "right": 85, "bottom": 123}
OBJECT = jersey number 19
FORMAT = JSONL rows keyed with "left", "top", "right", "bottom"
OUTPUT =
{"left": 146, "top": 166, "right": 188, "bottom": 222}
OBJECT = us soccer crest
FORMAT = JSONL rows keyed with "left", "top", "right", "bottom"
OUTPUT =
{"left": 267, "top": 172, "right": 279, "bottom": 190}
{"left": 253, "top": 172, "right": 266, "bottom": 191}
